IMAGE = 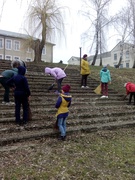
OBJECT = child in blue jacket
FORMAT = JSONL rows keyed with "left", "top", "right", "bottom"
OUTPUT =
{"left": 100, "top": 65, "right": 111, "bottom": 98}
{"left": 55, "top": 84, "right": 72, "bottom": 141}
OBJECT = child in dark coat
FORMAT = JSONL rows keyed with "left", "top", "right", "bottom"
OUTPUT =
{"left": 55, "top": 84, "right": 72, "bottom": 141}
{"left": 7, "top": 66, "right": 31, "bottom": 125}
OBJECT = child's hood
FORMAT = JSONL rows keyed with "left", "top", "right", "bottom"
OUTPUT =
{"left": 45, "top": 67, "right": 51, "bottom": 74}
{"left": 18, "top": 66, "right": 26, "bottom": 75}
{"left": 62, "top": 94, "right": 72, "bottom": 102}
{"left": 102, "top": 67, "right": 107, "bottom": 72}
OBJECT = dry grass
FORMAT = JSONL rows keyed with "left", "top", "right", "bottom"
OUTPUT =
{"left": 0, "top": 128, "right": 135, "bottom": 180}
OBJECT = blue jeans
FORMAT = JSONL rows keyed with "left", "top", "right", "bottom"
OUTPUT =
{"left": 57, "top": 117, "right": 66, "bottom": 137}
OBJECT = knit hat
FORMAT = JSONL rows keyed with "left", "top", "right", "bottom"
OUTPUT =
{"left": 83, "top": 54, "right": 87, "bottom": 59}
{"left": 62, "top": 84, "right": 71, "bottom": 93}
{"left": 124, "top": 83, "right": 127, "bottom": 87}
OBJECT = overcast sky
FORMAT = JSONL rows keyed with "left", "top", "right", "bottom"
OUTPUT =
{"left": 0, "top": 0, "right": 127, "bottom": 64}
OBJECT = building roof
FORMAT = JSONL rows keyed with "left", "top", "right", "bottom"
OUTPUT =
{"left": 0, "top": 29, "right": 55, "bottom": 45}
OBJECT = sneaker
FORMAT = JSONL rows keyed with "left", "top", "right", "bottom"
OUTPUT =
{"left": 127, "top": 102, "right": 131, "bottom": 105}
{"left": 81, "top": 86, "right": 85, "bottom": 88}
{"left": 100, "top": 95, "right": 106, "bottom": 98}
{"left": 62, "top": 136, "right": 66, "bottom": 141}
{"left": 85, "top": 86, "right": 89, "bottom": 88}
{"left": 105, "top": 96, "right": 108, "bottom": 98}
{"left": 2, "top": 101, "right": 6, "bottom": 104}
{"left": 5, "top": 102, "right": 15, "bottom": 105}
{"left": 2, "top": 101, "right": 13, "bottom": 105}
{"left": 54, "top": 90, "right": 60, "bottom": 95}
{"left": 58, "top": 136, "right": 66, "bottom": 141}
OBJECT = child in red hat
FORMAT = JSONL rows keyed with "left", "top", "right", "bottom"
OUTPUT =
{"left": 55, "top": 84, "right": 72, "bottom": 141}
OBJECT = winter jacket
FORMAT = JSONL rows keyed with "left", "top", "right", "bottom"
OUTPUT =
{"left": 80, "top": 59, "right": 90, "bottom": 75}
{"left": 55, "top": 93, "right": 72, "bottom": 119}
{"left": 125, "top": 82, "right": 135, "bottom": 95}
{"left": 7, "top": 66, "right": 31, "bottom": 97}
{"left": 100, "top": 67, "right": 111, "bottom": 83}
{"left": 45, "top": 67, "right": 66, "bottom": 80}
{"left": 1, "top": 68, "right": 18, "bottom": 78}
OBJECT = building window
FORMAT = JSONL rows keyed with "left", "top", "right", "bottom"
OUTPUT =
{"left": 42, "top": 46, "right": 46, "bottom": 55}
{"left": 14, "top": 56, "right": 20, "bottom": 60}
{"left": 0, "top": 54, "right": 3, "bottom": 59}
{"left": 14, "top": 41, "right": 20, "bottom": 51}
{"left": 5, "top": 55, "right": 12, "bottom": 60}
{"left": 27, "top": 47, "right": 32, "bottom": 53}
{"left": 26, "top": 58, "right": 32, "bottom": 62}
{"left": 114, "top": 53, "right": 117, "bottom": 60}
{"left": 126, "top": 51, "right": 129, "bottom": 59}
{"left": 6, "top": 39, "right": 12, "bottom": 50}
{"left": 119, "top": 64, "right": 123, "bottom": 68}
{"left": 126, "top": 63, "right": 129, "bottom": 68}
{"left": 0, "top": 38, "right": 4, "bottom": 49}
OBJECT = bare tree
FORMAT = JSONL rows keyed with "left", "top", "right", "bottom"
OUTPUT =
{"left": 80, "top": 0, "right": 112, "bottom": 66}
{"left": 113, "top": 8, "right": 131, "bottom": 68}
{"left": 127, "top": 0, "right": 135, "bottom": 68}
{"left": 0, "top": 0, "right": 7, "bottom": 21}
{"left": 115, "top": 0, "right": 135, "bottom": 68}
{"left": 25, "top": 0, "right": 65, "bottom": 62}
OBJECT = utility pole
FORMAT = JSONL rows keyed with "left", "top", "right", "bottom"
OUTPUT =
{"left": 79, "top": 47, "right": 82, "bottom": 70}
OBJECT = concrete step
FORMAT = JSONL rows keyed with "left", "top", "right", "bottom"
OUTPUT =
{"left": 0, "top": 118, "right": 135, "bottom": 146}
{"left": 0, "top": 60, "right": 133, "bottom": 147}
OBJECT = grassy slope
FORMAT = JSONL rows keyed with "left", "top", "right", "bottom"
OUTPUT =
{"left": 1, "top": 129, "right": 135, "bottom": 180}
{"left": 90, "top": 65, "right": 135, "bottom": 94}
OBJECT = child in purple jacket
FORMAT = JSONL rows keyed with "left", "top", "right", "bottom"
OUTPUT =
{"left": 45, "top": 67, "right": 66, "bottom": 93}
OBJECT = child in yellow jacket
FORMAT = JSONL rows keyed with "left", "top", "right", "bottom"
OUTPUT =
{"left": 55, "top": 84, "right": 72, "bottom": 141}
{"left": 80, "top": 54, "right": 90, "bottom": 88}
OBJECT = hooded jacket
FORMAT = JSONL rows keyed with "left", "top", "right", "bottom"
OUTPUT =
{"left": 80, "top": 58, "right": 90, "bottom": 75}
{"left": 55, "top": 93, "right": 72, "bottom": 119}
{"left": 1, "top": 68, "right": 18, "bottom": 78}
{"left": 125, "top": 82, "right": 135, "bottom": 95}
{"left": 7, "top": 66, "right": 31, "bottom": 97}
{"left": 45, "top": 67, "right": 66, "bottom": 80}
{"left": 100, "top": 67, "right": 111, "bottom": 83}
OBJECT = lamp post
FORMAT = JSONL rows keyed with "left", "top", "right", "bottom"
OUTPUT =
{"left": 79, "top": 47, "right": 82, "bottom": 70}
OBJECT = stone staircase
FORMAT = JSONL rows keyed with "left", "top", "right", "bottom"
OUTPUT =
{"left": 0, "top": 60, "right": 135, "bottom": 146}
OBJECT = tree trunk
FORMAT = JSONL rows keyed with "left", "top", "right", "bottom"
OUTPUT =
{"left": 34, "top": 48, "right": 42, "bottom": 63}
{"left": 91, "top": 50, "right": 98, "bottom": 66}
{"left": 116, "top": 56, "right": 123, "bottom": 68}
{"left": 32, "top": 39, "right": 43, "bottom": 63}
{"left": 99, "top": 56, "right": 102, "bottom": 66}
{"left": 132, "top": 59, "right": 135, "bottom": 68}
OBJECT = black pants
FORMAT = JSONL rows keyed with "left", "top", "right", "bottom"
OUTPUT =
{"left": 57, "top": 78, "right": 63, "bottom": 92}
{"left": 15, "top": 95, "right": 28, "bottom": 124}
{"left": 0, "top": 77, "right": 10, "bottom": 102}
{"left": 81, "top": 75, "right": 89, "bottom": 87}
{"left": 129, "top": 92, "right": 135, "bottom": 104}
